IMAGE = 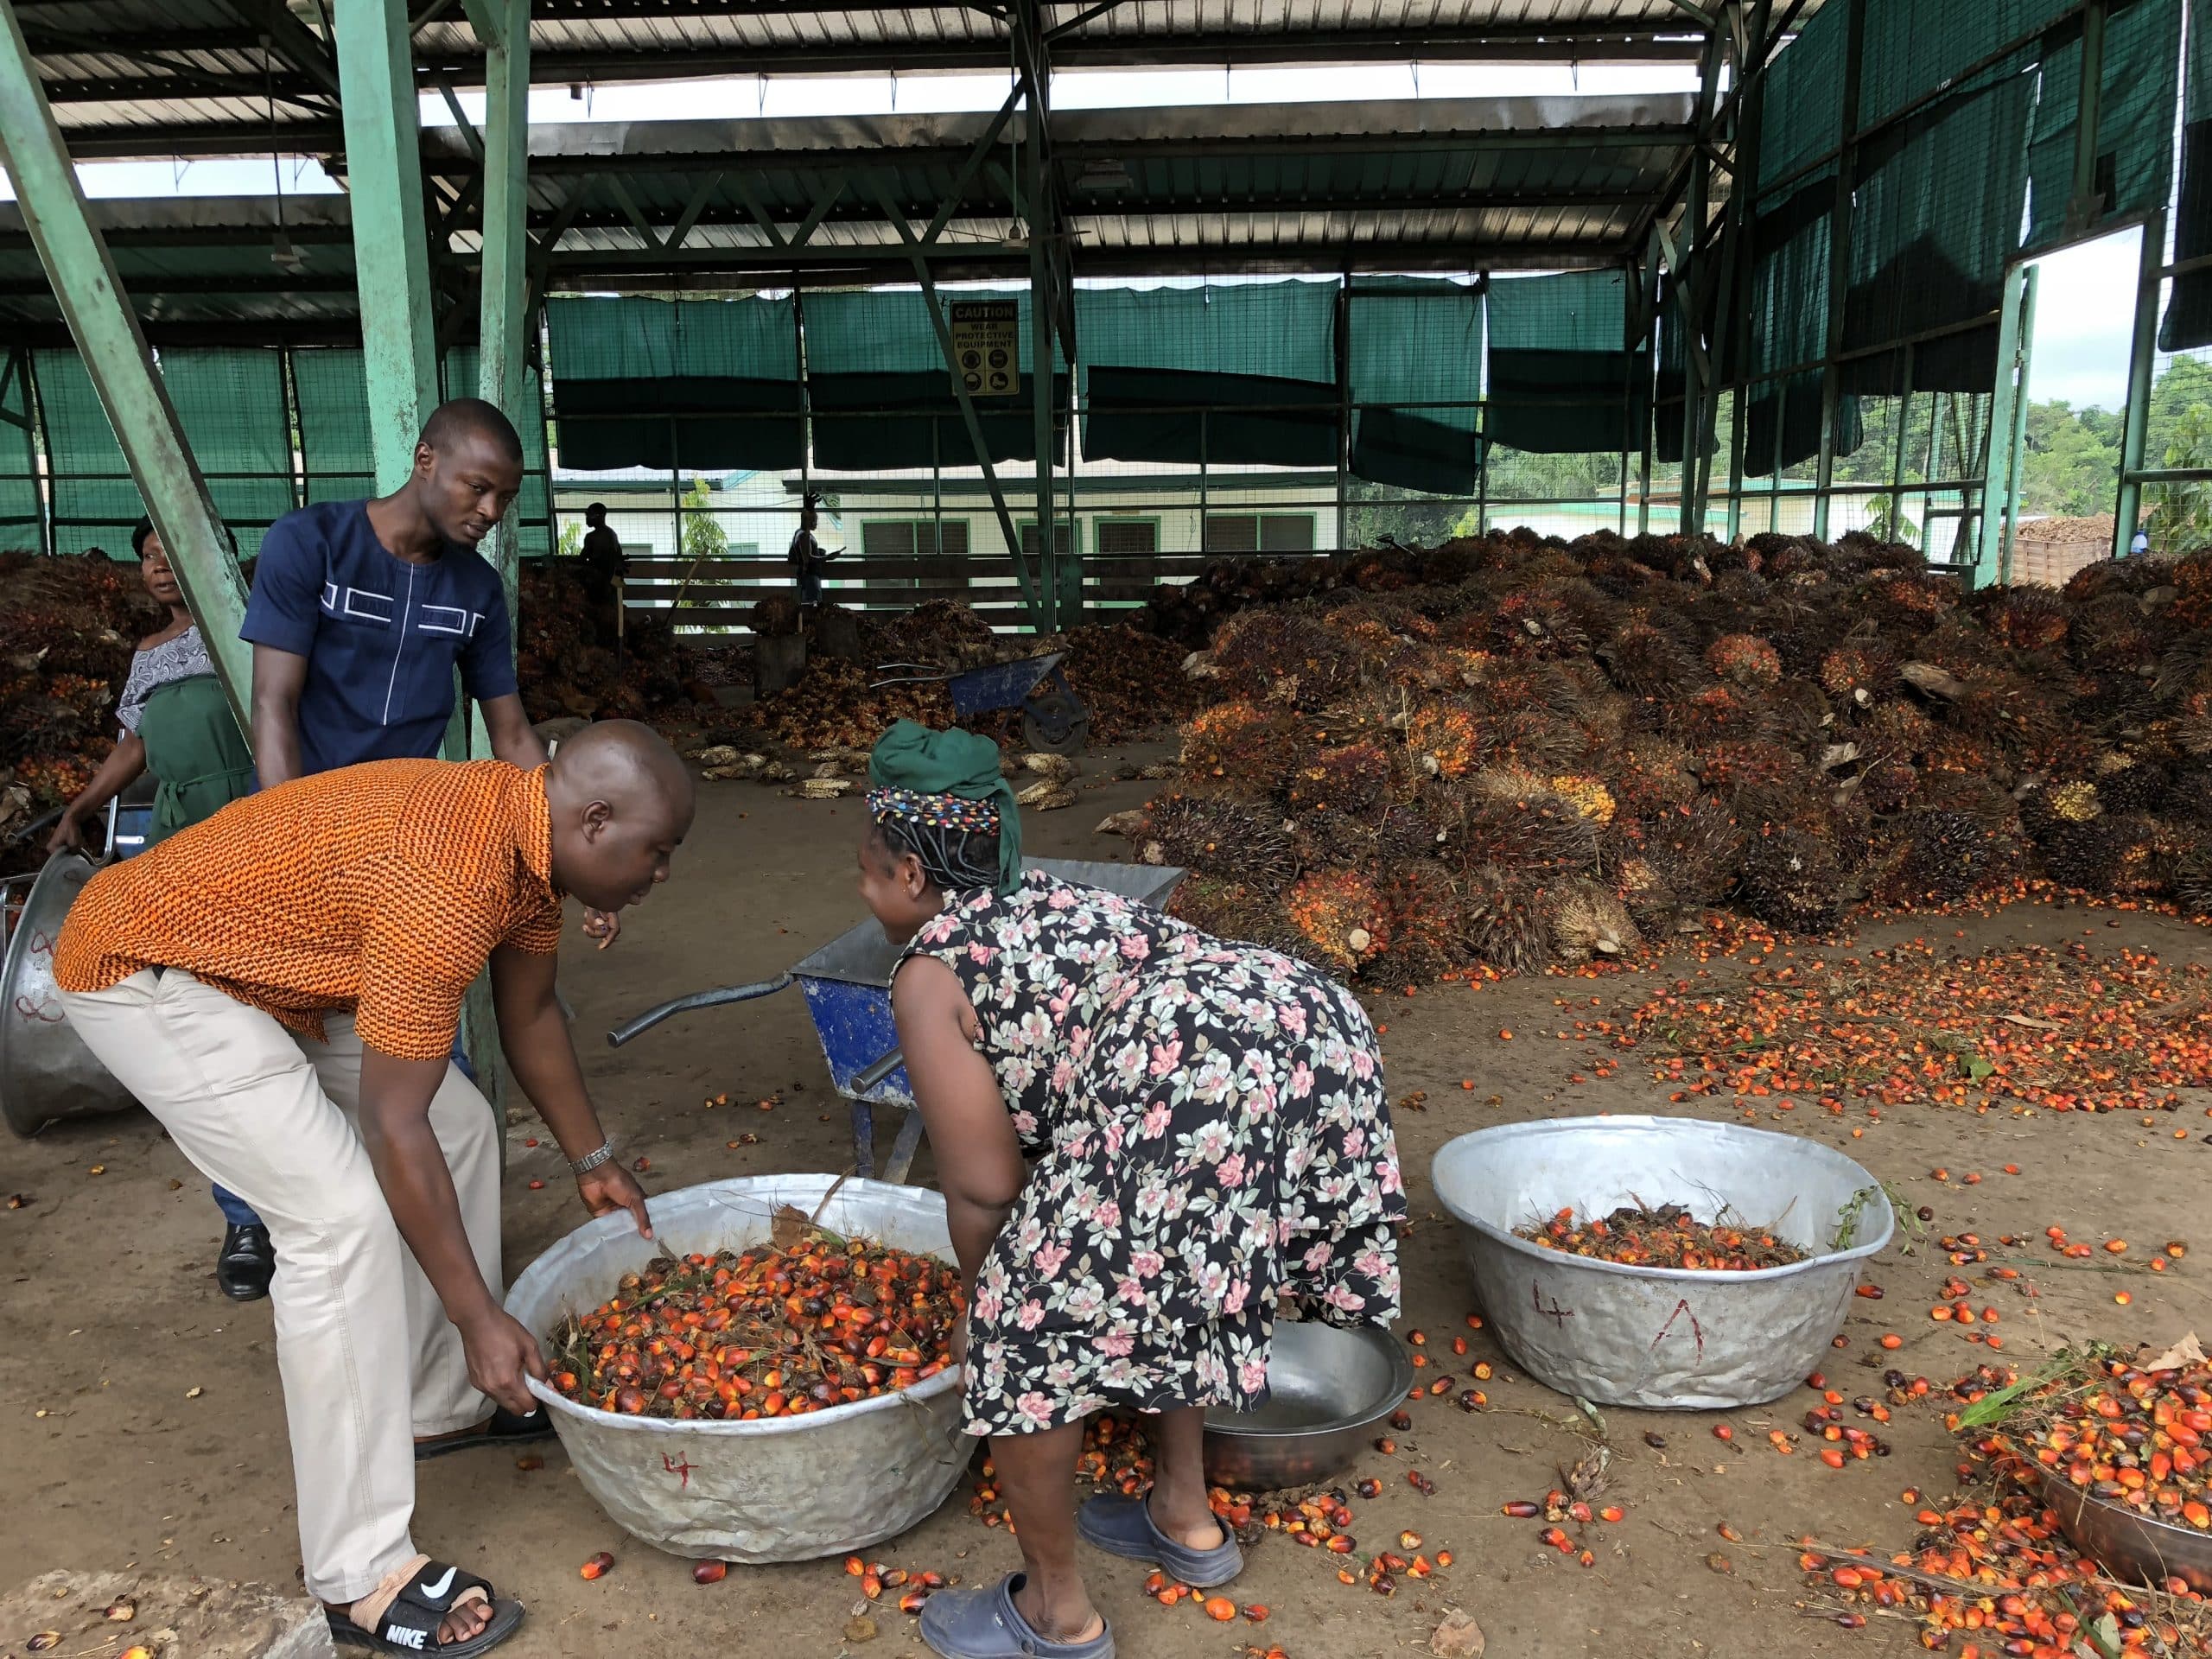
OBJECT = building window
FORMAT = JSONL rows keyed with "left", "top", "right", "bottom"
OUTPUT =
{"left": 861, "top": 519, "right": 969, "bottom": 560}
{"left": 1205, "top": 513, "right": 1315, "bottom": 554}
{"left": 1018, "top": 519, "right": 1080, "bottom": 561}
{"left": 1095, "top": 518, "right": 1160, "bottom": 556}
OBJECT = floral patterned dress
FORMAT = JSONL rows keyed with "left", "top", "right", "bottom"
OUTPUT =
{"left": 900, "top": 873, "right": 1405, "bottom": 1438}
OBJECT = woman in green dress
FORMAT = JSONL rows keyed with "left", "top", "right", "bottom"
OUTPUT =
{"left": 47, "top": 518, "right": 255, "bottom": 855}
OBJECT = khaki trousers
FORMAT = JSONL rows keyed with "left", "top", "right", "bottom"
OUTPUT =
{"left": 59, "top": 969, "right": 499, "bottom": 1603}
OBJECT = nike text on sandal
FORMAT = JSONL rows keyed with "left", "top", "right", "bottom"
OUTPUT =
{"left": 415, "top": 1404, "right": 555, "bottom": 1461}
{"left": 329, "top": 1560, "right": 524, "bottom": 1656}
{"left": 918, "top": 1573, "right": 1114, "bottom": 1659}
{"left": 1076, "top": 1493, "right": 1244, "bottom": 1587}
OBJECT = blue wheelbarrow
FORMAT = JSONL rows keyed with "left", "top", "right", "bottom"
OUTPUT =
{"left": 871, "top": 651, "right": 1090, "bottom": 755}
{"left": 606, "top": 858, "right": 1183, "bottom": 1182}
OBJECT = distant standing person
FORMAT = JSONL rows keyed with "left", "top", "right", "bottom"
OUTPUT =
{"left": 199, "top": 397, "right": 616, "bottom": 1306}
{"left": 787, "top": 491, "right": 843, "bottom": 607}
{"left": 48, "top": 517, "right": 255, "bottom": 857}
{"left": 2131, "top": 526, "right": 2152, "bottom": 558}
{"left": 577, "top": 501, "right": 627, "bottom": 626}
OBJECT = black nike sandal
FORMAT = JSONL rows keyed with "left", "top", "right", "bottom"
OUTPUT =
{"left": 329, "top": 1560, "right": 524, "bottom": 1656}
{"left": 415, "top": 1404, "right": 556, "bottom": 1461}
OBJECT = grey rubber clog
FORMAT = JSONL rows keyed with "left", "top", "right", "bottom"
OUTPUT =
{"left": 1075, "top": 1494, "right": 1245, "bottom": 1588}
{"left": 918, "top": 1573, "right": 1114, "bottom": 1659}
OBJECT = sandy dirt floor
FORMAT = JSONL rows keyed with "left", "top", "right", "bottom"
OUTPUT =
{"left": 3, "top": 741, "right": 2208, "bottom": 1659}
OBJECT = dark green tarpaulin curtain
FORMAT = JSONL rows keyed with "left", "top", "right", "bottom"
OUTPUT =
{"left": 2163, "top": 0, "right": 2212, "bottom": 349}
{"left": 292, "top": 346, "right": 376, "bottom": 505}
{"left": 1079, "top": 282, "right": 1339, "bottom": 467}
{"left": 804, "top": 287, "right": 1064, "bottom": 470}
{"left": 1654, "top": 270, "right": 1693, "bottom": 465}
{"left": 1485, "top": 270, "right": 1644, "bottom": 455}
{"left": 1346, "top": 277, "right": 1484, "bottom": 495}
{"left": 547, "top": 296, "right": 802, "bottom": 473}
{"left": 1855, "top": 0, "right": 2075, "bottom": 127}
{"left": 159, "top": 349, "right": 294, "bottom": 556}
{"left": 1742, "top": 169, "right": 1861, "bottom": 472}
{"left": 2024, "top": 0, "right": 2183, "bottom": 254}
{"left": 1840, "top": 54, "right": 2039, "bottom": 393}
{"left": 0, "top": 352, "right": 37, "bottom": 538}
{"left": 442, "top": 347, "right": 553, "bottom": 556}
{"left": 1758, "top": 0, "right": 1847, "bottom": 193}
{"left": 35, "top": 349, "right": 145, "bottom": 556}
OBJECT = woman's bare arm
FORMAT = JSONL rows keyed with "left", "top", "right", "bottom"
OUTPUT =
{"left": 893, "top": 955, "right": 1024, "bottom": 1292}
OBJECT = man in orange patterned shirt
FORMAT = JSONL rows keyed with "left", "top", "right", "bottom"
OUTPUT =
{"left": 54, "top": 720, "right": 694, "bottom": 1657}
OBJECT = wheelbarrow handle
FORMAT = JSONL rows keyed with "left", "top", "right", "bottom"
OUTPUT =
{"left": 607, "top": 972, "right": 794, "bottom": 1048}
{"left": 850, "top": 1046, "right": 906, "bottom": 1094}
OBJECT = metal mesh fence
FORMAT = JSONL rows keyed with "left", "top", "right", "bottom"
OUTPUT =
{"left": 0, "top": 353, "right": 36, "bottom": 543}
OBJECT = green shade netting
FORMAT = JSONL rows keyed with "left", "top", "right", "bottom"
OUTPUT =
{"left": 1758, "top": 3, "right": 1849, "bottom": 193}
{"left": 0, "top": 353, "right": 37, "bottom": 539}
{"left": 2024, "top": 0, "right": 2182, "bottom": 254}
{"left": 1738, "top": 168, "right": 1861, "bottom": 473}
{"left": 804, "top": 288, "right": 1065, "bottom": 471}
{"left": 157, "top": 348, "right": 294, "bottom": 556}
{"left": 1080, "top": 282, "right": 1340, "bottom": 467}
{"left": 35, "top": 349, "right": 143, "bottom": 556}
{"left": 1856, "top": 0, "right": 2075, "bottom": 128}
{"left": 1840, "top": 54, "right": 2038, "bottom": 393}
{"left": 547, "top": 296, "right": 802, "bottom": 473}
{"left": 1743, "top": 371, "right": 1862, "bottom": 477}
{"left": 1485, "top": 270, "right": 1643, "bottom": 455}
{"left": 442, "top": 347, "right": 552, "bottom": 556}
{"left": 1346, "top": 277, "right": 1483, "bottom": 495}
{"left": 292, "top": 346, "right": 376, "bottom": 505}
{"left": 2162, "top": 0, "right": 2212, "bottom": 349}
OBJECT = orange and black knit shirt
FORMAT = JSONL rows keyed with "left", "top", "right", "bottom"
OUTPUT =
{"left": 54, "top": 759, "right": 563, "bottom": 1061}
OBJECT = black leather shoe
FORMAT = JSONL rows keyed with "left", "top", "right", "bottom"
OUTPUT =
{"left": 217, "top": 1222, "right": 275, "bottom": 1302}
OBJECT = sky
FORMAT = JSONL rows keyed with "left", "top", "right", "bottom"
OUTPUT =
{"left": 0, "top": 59, "right": 2157, "bottom": 411}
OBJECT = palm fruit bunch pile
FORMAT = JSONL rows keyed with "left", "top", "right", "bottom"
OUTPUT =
{"left": 0, "top": 550, "right": 163, "bottom": 848}
{"left": 514, "top": 560, "right": 707, "bottom": 724}
{"left": 1135, "top": 527, "right": 2212, "bottom": 987}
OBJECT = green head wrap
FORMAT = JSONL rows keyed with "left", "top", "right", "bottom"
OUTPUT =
{"left": 866, "top": 720, "right": 1024, "bottom": 895}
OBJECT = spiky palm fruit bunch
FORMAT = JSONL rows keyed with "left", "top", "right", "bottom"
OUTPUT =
{"left": 1375, "top": 804, "right": 1451, "bottom": 863}
{"left": 1915, "top": 771, "right": 2024, "bottom": 836}
{"left": 1694, "top": 739, "right": 1806, "bottom": 797}
{"left": 2070, "top": 594, "right": 2158, "bottom": 673}
{"left": 1859, "top": 757, "right": 1919, "bottom": 814}
{"left": 1583, "top": 552, "right": 1657, "bottom": 600}
{"left": 1286, "top": 740, "right": 1392, "bottom": 816}
{"left": 14, "top": 751, "right": 101, "bottom": 807}
{"left": 1919, "top": 733, "right": 2005, "bottom": 783}
{"left": 1706, "top": 632, "right": 1783, "bottom": 688}
{"left": 2171, "top": 847, "right": 2212, "bottom": 917}
{"left": 2092, "top": 749, "right": 2171, "bottom": 815}
{"left": 1211, "top": 610, "right": 1363, "bottom": 711}
{"left": 1488, "top": 592, "right": 1590, "bottom": 660}
{"left": 2035, "top": 820, "right": 2119, "bottom": 893}
{"left": 1457, "top": 865, "right": 1554, "bottom": 976}
{"left": 1858, "top": 571, "right": 1955, "bottom": 630}
{"left": 1534, "top": 577, "right": 1621, "bottom": 646}
{"left": 2104, "top": 815, "right": 2177, "bottom": 895}
{"left": 1407, "top": 701, "right": 1481, "bottom": 780}
{"left": 1379, "top": 862, "right": 1462, "bottom": 959}
{"left": 1180, "top": 702, "right": 1305, "bottom": 796}
{"left": 1953, "top": 671, "right": 2067, "bottom": 758}
{"left": 1598, "top": 621, "right": 1700, "bottom": 700}
{"left": 1666, "top": 683, "right": 1774, "bottom": 748}
{"left": 2170, "top": 550, "right": 2212, "bottom": 631}
{"left": 1765, "top": 678, "right": 1835, "bottom": 747}
{"left": 1286, "top": 869, "right": 1389, "bottom": 974}
{"left": 1549, "top": 880, "right": 1641, "bottom": 963}
{"left": 1452, "top": 785, "right": 1603, "bottom": 880}
{"left": 1146, "top": 794, "right": 1300, "bottom": 896}
{"left": 2064, "top": 555, "right": 2173, "bottom": 603}
{"left": 1611, "top": 736, "right": 1700, "bottom": 819}
{"left": 1167, "top": 875, "right": 1269, "bottom": 943}
{"left": 2042, "top": 779, "right": 2106, "bottom": 825}
{"left": 1574, "top": 690, "right": 1633, "bottom": 753}
{"left": 1985, "top": 587, "right": 2074, "bottom": 654}
{"left": 1548, "top": 774, "right": 1617, "bottom": 824}
{"left": 1821, "top": 639, "right": 1902, "bottom": 709}
{"left": 2166, "top": 767, "right": 2212, "bottom": 824}
{"left": 1735, "top": 823, "right": 1846, "bottom": 933}
{"left": 1883, "top": 810, "right": 2012, "bottom": 905}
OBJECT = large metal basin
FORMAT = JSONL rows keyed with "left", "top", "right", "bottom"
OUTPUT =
{"left": 504, "top": 1173, "right": 970, "bottom": 1562}
{"left": 1201, "top": 1323, "right": 1413, "bottom": 1491}
{"left": 2042, "top": 1475, "right": 2212, "bottom": 1594}
{"left": 3, "top": 851, "right": 138, "bottom": 1137}
{"left": 1431, "top": 1116, "right": 1892, "bottom": 1409}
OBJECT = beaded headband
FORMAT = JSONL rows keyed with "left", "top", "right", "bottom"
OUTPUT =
{"left": 867, "top": 786, "right": 1001, "bottom": 836}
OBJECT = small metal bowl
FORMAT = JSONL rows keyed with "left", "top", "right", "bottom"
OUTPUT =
{"left": 1201, "top": 1324, "right": 1413, "bottom": 1491}
{"left": 2042, "top": 1476, "right": 2212, "bottom": 1594}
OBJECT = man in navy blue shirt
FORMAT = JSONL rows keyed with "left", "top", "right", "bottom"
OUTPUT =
{"left": 207, "top": 398, "right": 613, "bottom": 1302}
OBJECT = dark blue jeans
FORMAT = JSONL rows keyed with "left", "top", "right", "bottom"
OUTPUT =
{"left": 214, "top": 1033, "right": 480, "bottom": 1230}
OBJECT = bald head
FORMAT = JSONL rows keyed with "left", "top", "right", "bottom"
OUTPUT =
{"left": 543, "top": 721, "right": 696, "bottom": 913}
{"left": 422, "top": 397, "right": 524, "bottom": 463}
{"left": 410, "top": 397, "right": 525, "bottom": 550}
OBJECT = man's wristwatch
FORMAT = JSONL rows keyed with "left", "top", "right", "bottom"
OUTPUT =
{"left": 570, "top": 1141, "right": 614, "bottom": 1176}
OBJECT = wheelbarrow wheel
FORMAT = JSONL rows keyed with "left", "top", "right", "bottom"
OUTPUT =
{"left": 1022, "top": 690, "right": 1090, "bottom": 756}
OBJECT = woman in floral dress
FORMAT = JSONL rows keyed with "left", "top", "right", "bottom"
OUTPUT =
{"left": 858, "top": 721, "right": 1403, "bottom": 1659}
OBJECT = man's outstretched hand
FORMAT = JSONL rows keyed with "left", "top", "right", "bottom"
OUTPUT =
{"left": 578, "top": 1163, "right": 653, "bottom": 1238}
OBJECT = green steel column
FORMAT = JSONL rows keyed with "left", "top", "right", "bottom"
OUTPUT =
{"left": 1022, "top": 28, "right": 1058, "bottom": 634}
{"left": 335, "top": 0, "right": 439, "bottom": 492}
{"left": 2069, "top": 1, "right": 2108, "bottom": 238}
{"left": 1975, "top": 262, "right": 2037, "bottom": 586}
{"left": 1813, "top": 0, "right": 1866, "bottom": 540}
{"left": 473, "top": 0, "right": 530, "bottom": 639}
{"left": 2113, "top": 213, "right": 2165, "bottom": 556}
{"left": 0, "top": 0, "right": 251, "bottom": 726}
